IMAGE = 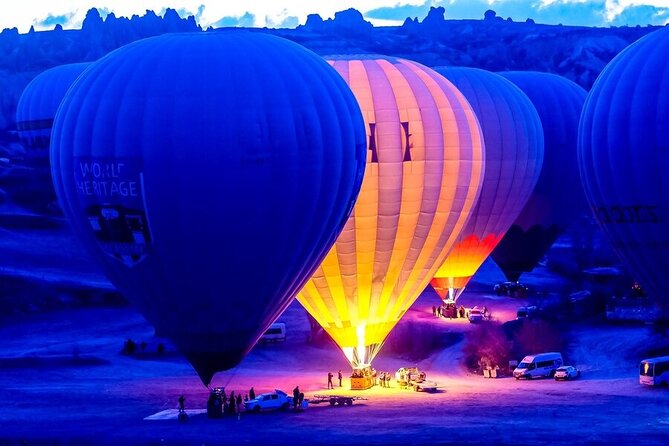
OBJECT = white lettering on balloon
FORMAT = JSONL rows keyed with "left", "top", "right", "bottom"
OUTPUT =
{"left": 75, "top": 161, "right": 139, "bottom": 198}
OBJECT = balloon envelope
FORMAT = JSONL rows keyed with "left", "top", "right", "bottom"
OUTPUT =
{"left": 578, "top": 27, "right": 669, "bottom": 306}
{"left": 430, "top": 67, "right": 544, "bottom": 301}
{"left": 51, "top": 32, "right": 367, "bottom": 385}
{"left": 297, "top": 55, "right": 485, "bottom": 368}
{"left": 491, "top": 71, "right": 587, "bottom": 281}
{"left": 16, "top": 62, "right": 90, "bottom": 159}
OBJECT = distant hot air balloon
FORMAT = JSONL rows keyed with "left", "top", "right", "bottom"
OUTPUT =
{"left": 16, "top": 62, "right": 90, "bottom": 160}
{"left": 50, "top": 32, "right": 367, "bottom": 385}
{"left": 491, "top": 71, "right": 587, "bottom": 282}
{"left": 297, "top": 55, "right": 485, "bottom": 369}
{"left": 578, "top": 27, "right": 669, "bottom": 306}
{"left": 430, "top": 67, "right": 544, "bottom": 301}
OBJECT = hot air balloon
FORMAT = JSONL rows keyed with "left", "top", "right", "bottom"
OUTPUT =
{"left": 578, "top": 27, "right": 669, "bottom": 306}
{"left": 14, "top": 63, "right": 91, "bottom": 215}
{"left": 297, "top": 55, "right": 485, "bottom": 370}
{"left": 16, "top": 62, "right": 90, "bottom": 160}
{"left": 429, "top": 67, "right": 544, "bottom": 302}
{"left": 491, "top": 71, "right": 587, "bottom": 282}
{"left": 50, "top": 32, "right": 367, "bottom": 385}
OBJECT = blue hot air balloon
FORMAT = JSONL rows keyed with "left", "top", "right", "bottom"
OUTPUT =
{"left": 50, "top": 32, "right": 367, "bottom": 385}
{"left": 16, "top": 62, "right": 90, "bottom": 160}
{"left": 579, "top": 27, "right": 669, "bottom": 306}
{"left": 491, "top": 71, "right": 587, "bottom": 281}
{"left": 430, "top": 67, "right": 544, "bottom": 301}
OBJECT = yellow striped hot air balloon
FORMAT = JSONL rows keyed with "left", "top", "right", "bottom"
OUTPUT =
{"left": 297, "top": 55, "right": 484, "bottom": 369}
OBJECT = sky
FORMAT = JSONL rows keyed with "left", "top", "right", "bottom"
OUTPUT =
{"left": 5, "top": 0, "right": 669, "bottom": 33}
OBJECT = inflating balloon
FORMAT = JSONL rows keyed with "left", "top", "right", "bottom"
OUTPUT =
{"left": 297, "top": 55, "right": 484, "bottom": 369}
{"left": 491, "top": 71, "right": 587, "bottom": 281}
{"left": 16, "top": 62, "right": 90, "bottom": 160}
{"left": 430, "top": 67, "right": 544, "bottom": 301}
{"left": 51, "top": 32, "right": 367, "bottom": 385}
{"left": 578, "top": 27, "right": 669, "bottom": 306}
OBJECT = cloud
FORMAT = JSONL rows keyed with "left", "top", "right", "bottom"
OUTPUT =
{"left": 212, "top": 12, "right": 255, "bottom": 28}
{"left": 610, "top": 4, "right": 669, "bottom": 25}
{"left": 365, "top": 1, "right": 433, "bottom": 21}
{"left": 36, "top": 13, "right": 75, "bottom": 28}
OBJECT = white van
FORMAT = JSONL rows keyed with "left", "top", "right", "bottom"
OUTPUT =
{"left": 639, "top": 356, "right": 669, "bottom": 386}
{"left": 513, "top": 352, "right": 563, "bottom": 379}
{"left": 260, "top": 323, "right": 286, "bottom": 343}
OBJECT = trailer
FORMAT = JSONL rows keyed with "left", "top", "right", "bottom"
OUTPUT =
{"left": 308, "top": 394, "right": 367, "bottom": 406}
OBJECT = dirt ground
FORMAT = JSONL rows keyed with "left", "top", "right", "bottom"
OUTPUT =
{"left": 2, "top": 262, "right": 669, "bottom": 446}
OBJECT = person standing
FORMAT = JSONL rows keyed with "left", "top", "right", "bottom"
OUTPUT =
{"left": 327, "top": 371, "right": 334, "bottom": 389}
{"left": 178, "top": 395, "right": 185, "bottom": 413}
{"left": 338, "top": 370, "right": 343, "bottom": 387}
{"left": 249, "top": 387, "right": 255, "bottom": 400}
{"left": 293, "top": 386, "right": 300, "bottom": 409}
{"left": 236, "top": 393, "right": 242, "bottom": 413}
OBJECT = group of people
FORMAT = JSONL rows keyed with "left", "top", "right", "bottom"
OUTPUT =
{"left": 432, "top": 303, "right": 488, "bottom": 319}
{"left": 377, "top": 371, "right": 392, "bottom": 387}
{"left": 292, "top": 386, "right": 305, "bottom": 410}
{"left": 206, "top": 387, "right": 256, "bottom": 418}
{"left": 327, "top": 370, "right": 344, "bottom": 389}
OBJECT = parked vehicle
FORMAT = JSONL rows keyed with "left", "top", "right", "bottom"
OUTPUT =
{"left": 639, "top": 356, "right": 669, "bottom": 386}
{"left": 468, "top": 307, "right": 484, "bottom": 323}
{"left": 244, "top": 389, "right": 306, "bottom": 412}
{"left": 513, "top": 352, "right": 563, "bottom": 379}
{"left": 554, "top": 365, "right": 580, "bottom": 381}
{"left": 395, "top": 367, "right": 426, "bottom": 383}
{"left": 259, "top": 322, "right": 286, "bottom": 343}
{"left": 516, "top": 305, "right": 537, "bottom": 319}
{"left": 494, "top": 281, "right": 528, "bottom": 297}
{"left": 395, "top": 367, "right": 437, "bottom": 392}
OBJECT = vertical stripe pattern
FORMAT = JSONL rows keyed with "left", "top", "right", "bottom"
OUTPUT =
{"left": 297, "top": 56, "right": 484, "bottom": 368}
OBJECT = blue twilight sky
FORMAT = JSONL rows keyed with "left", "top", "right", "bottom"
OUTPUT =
{"left": 7, "top": 0, "right": 669, "bottom": 33}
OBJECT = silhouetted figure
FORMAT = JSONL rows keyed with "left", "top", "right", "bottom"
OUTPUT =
{"left": 229, "top": 391, "right": 235, "bottom": 414}
{"left": 178, "top": 395, "right": 185, "bottom": 413}
{"left": 249, "top": 387, "right": 255, "bottom": 400}
{"left": 327, "top": 371, "right": 334, "bottom": 389}
{"left": 236, "top": 394, "right": 242, "bottom": 413}
{"left": 207, "top": 391, "right": 222, "bottom": 418}
{"left": 293, "top": 386, "right": 300, "bottom": 409}
{"left": 338, "top": 370, "right": 343, "bottom": 387}
{"left": 432, "top": 305, "right": 436, "bottom": 317}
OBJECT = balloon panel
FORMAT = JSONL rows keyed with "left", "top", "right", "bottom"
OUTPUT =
{"left": 51, "top": 32, "right": 367, "bottom": 384}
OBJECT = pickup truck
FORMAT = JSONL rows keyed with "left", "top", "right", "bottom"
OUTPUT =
{"left": 244, "top": 389, "right": 307, "bottom": 413}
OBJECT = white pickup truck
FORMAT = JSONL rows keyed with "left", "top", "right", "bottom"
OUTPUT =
{"left": 244, "top": 389, "right": 307, "bottom": 413}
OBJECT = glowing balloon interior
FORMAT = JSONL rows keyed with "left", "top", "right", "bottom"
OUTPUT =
{"left": 50, "top": 32, "right": 367, "bottom": 385}
{"left": 578, "top": 27, "right": 669, "bottom": 307}
{"left": 491, "top": 71, "right": 587, "bottom": 281}
{"left": 297, "top": 55, "right": 485, "bottom": 369}
{"left": 430, "top": 67, "right": 544, "bottom": 301}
